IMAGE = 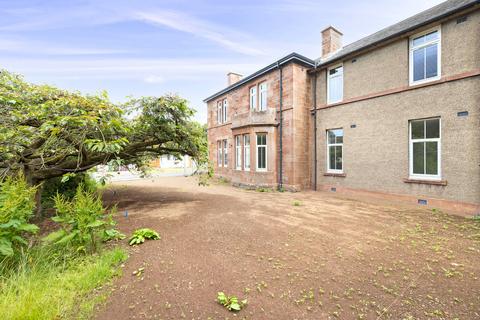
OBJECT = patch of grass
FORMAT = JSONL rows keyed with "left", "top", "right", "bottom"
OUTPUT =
{"left": 293, "top": 200, "right": 301, "bottom": 207}
{"left": 0, "top": 247, "right": 127, "bottom": 320}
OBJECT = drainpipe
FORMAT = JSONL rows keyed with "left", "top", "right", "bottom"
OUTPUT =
{"left": 277, "top": 62, "right": 283, "bottom": 190}
{"left": 313, "top": 61, "right": 318, "bottom": 191}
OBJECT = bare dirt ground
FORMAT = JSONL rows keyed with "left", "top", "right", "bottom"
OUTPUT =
{"left": 95, "top": 177, "right": 480, "bottom": 320}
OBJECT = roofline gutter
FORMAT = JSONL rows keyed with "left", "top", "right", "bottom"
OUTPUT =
{"left": 310, "top": 0, "right": 480, "bottom": 72}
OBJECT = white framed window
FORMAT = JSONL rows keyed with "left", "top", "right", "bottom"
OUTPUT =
{"left": 222, "top": 99, "right": 228, "bottom": 123}
{"left": 409, "top": 118, "right": 441, "bottom": 180}
{"left": 244, "top": 134, "right": 250, "bottom": 170}
{"left": 217, "top": 140, "right": 223, "bottom": 167}
{"left": 327, "top": 65, "right": 343, "bottom": 104}
{"left": 249, "top": 86, "right": 257, "bottom": 110}
{"left": 223, "top": 139, "right": 228, "bottom": 167}
{"left": 256, "top": 133, "right": 267, "bottom": 171}
{"left": 217, "top": 101, "right": 222, "bottom": 124}
{"left": 326, "top": 129, "right": 343, "bottom": 173}
{"left": 235, "top": 135, "right": 242, "bottom": 170}
{"left": 259, "top": 82, "right": 267, "bottom": 111}
{"left": 409, "top": 27, "right": 441, "bottom": 85}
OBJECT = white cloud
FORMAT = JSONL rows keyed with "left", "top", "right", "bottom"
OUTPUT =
{"left": 134, "top": 10, "right": 265, "bottom": 56}
{"left": 144, "top": 75, "right": 165, "bottom": 83}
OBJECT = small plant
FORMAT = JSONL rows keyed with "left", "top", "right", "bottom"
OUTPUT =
{"left": 103, "top": 228, "right": 126, "bottom": 241}
{"left": 0, "top": 175, "right": 39, "bottom": 257}
{"left": 293, "top": 200, "right": 301, "bottom": 206}
{"left": 129, "top": 228, "right": 160, "bottom": 246}
{"left": 44, "top": 184, "right": 117, "bottom": 253}
{"left": 217, "top": 292, "right": 247, "bottom": 311}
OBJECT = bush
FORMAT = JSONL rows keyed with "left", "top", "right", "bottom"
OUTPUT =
{"left": 43, "top": 184, "right": 117, "bottom": 253}
{"left": 0, "top": 176, "right": 39, "bottom": 258}
{"left": 41, "top": 173, "right": 98, "bottom": 209}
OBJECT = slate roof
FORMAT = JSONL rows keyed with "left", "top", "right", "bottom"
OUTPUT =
{"left": 204, "top": 0, "right": 479, "bottom": 102}
{"left": 316, "top": 0, "right": 480, "bottom": 66}
{"left": 203, "top": 53, "right": 314, "bottom": 103}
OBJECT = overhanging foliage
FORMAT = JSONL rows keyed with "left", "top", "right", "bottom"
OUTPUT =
{"left": 0, "top": 70, "right": 207, "bottom": 184}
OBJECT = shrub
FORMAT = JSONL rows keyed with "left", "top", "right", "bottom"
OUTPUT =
{"left": 0, "top": 176, "right": 39, "bottom": 257}
{"left": 129, "top": 228, "right": 160, "bottom": 246}
{"left": 43, "top": 184, "right": 116, "bottom": 253}
{"left": 41, "top": 173, "right": 98, "bottom": 209}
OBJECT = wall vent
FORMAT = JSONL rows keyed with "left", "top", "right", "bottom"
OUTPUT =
{"left": 457, "top": 16, "right": 468, "bottom": 24}
{"left": 457, "top": 111, "right": 468, "bottom": 117}
{"left": 418, "top": 199, "right": 428, "bottom": 205}
{"left": 350, "top": 124, "right": 357, "bottom": 128}
{"left": 331, "top": 187, "right": 337, "bottom": 192}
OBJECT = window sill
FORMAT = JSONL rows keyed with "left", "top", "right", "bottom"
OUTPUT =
{"left": 409, "top": 76, "right": 441, "bottom": 87}
{"left": 403, "top": 178, "right": 447, "bottom": 186}
{"left": 324, "top": 172, "right": 346, "bottom": 177}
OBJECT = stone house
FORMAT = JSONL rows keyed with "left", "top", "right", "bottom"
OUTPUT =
{"left": 204, "top": 0, "right": 480, "bottom": 214}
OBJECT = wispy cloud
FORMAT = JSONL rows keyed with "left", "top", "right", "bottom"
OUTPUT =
{"left": 144, "top": 75, "right": 164, "bottom": 84}
{"left": 135, "top": 10, "right": 265, "bottom": 56}
{"left": 0, "top": 38, "right": 128, "bottom": 55}
{"left": 2, "top": 57, "right": 262, "bottom": 79}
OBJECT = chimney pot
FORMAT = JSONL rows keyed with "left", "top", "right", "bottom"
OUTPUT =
{"left": 227, "top": 72, "right": 243, "bottom": 86}
{"left": 321, "top": 26, "right": 343, "bottom": 59}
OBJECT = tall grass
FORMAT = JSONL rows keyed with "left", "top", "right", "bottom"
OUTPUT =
{"left": 0, "top": 246, "right": 127, "bottom": 320}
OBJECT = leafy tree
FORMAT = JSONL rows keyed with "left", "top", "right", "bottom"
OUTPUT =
{"left": 0, "top": 70, "right": 207, "bottom": 214}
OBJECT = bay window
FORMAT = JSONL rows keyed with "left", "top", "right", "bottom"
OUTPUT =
{"left": 235, "top": 135, "right": 242, "bottom": 170}
{"left": 244, "top": 134, "right": 250, "bottom": 170}
{"left": 256, "top": 133, "right": 267, "bottom": 171}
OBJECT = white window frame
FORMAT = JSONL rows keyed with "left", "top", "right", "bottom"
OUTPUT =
{"left": 256, "top": 133, "right": 267, "bottom": 172}
{"left": 409, "top": 26, "right": 441, "bottom": 86}
{"left": 326, "top": 129, "right": 343, "bottom": 174}
{"left": 249, "top": 86, "right": 257, "bottom": 110}
{"left": 259, "top": 82, "right": 268, "bottom": 111}
{"left": 327, "top": 64, "right": 344, "bottom": 105}
{"left": 217, "top": 140, "right": 223, "bottom": 167}
{"left": 235, "top": 135, "right": 242, "bottom": 170}
{"left": 243, "top": 134, "right": 250, "bottom": 170}
{"left": 409, "top": 118, "right": 441, "bottom": 180}
{"left": 223, "top": 139, "right": 228, "bottom": 167}
{"left": 217, "top": 101, "right": 222, "bottom": 124}
{"left": 222, "top": 99, "right": 228, "bottom": 123}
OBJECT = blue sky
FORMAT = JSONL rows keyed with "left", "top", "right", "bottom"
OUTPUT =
{"left": 0, "top": 0, "right": 444, "bottom": 123}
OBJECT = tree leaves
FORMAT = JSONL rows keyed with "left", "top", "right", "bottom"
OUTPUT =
{"left": 0, "top": 70, "right": 207, "bottom": 183}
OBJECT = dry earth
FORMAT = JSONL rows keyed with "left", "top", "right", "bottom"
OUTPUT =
{"left": 95, "top": 177, "right": 480, "bottom": 320}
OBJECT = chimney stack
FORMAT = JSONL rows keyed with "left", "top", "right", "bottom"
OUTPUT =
{"left": 321, "top": 26, "right": 343, "bottom": 58}
{"left": 227, "top": 72, "right": 243, "bottom": 86}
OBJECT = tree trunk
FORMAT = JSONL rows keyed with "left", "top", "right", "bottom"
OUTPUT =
{"left": 24, "top": 168, "right": 43, "bottom": 218}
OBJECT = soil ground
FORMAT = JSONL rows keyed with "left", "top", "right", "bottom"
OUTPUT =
{"left": 95, "top": 177, "right": 480, "bottom": 320}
